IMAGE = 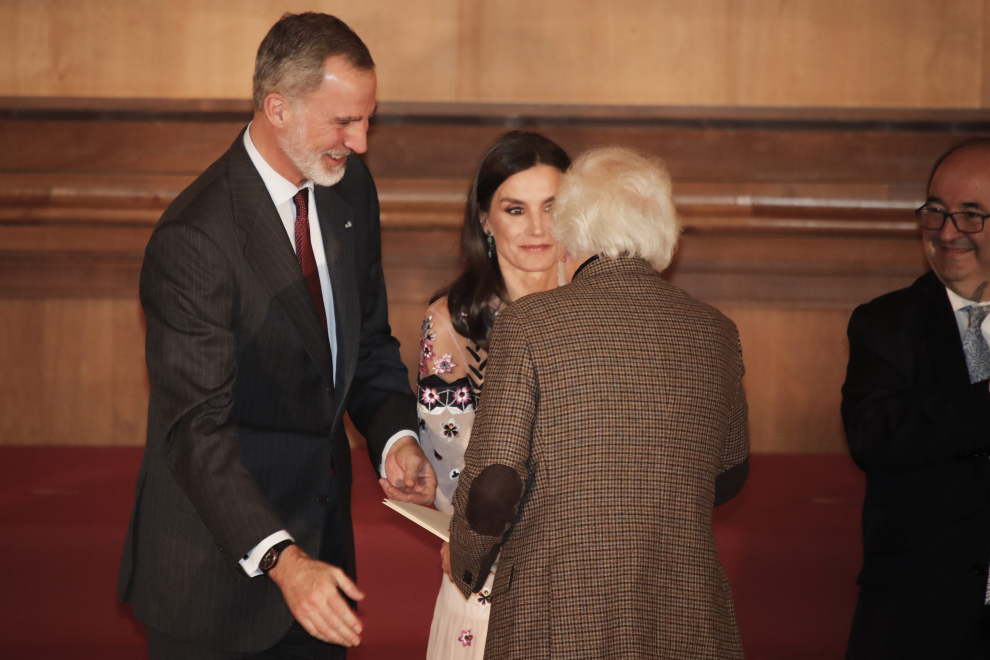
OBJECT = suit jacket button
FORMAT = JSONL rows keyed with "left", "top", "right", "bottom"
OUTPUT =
{"left": 462, "top": 570, "right": 472, "bottom": 584}
{"left": 317, "top": 494, "right": 329, "bottom": 505}
{"left": 973, "top": 563, "right": 986, "bottom": 575}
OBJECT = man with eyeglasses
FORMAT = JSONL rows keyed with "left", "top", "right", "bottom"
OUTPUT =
{"left": 843, "top": 139, "right": 990, "bottom": 659}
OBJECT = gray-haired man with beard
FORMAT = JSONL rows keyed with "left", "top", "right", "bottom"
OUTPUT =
{"left": 118, "top": 13, "right": 436, "bottom": 659}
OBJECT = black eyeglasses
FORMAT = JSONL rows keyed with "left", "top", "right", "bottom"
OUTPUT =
{"left": 916, "top": 205, "right": 990, "bottom": 234}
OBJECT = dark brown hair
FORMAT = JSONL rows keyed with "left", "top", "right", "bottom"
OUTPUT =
{"left": 434, "top": 131, "right": 571, "bottom": 350}
{"left": 253, "top": 13, "right": 374, "bottom": 110}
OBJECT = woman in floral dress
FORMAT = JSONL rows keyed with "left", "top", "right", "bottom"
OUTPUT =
{"left": 419, "top": 131, "right": 571, "bottom": 659}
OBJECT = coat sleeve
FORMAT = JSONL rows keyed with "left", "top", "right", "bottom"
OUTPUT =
{"left": 342, "top": 164, "right": 419, "bottom": 471}
{"left": 715, "top": 328, "right": 749, "bottom": 506}
{"left": 142, "top": 221, "right": 284, "bottom": 572}
{"left": 449, "top": 308, "right": 537, "bottom": 597}
{"left": 842, "top": 302, "right": 990, "bottom": 475}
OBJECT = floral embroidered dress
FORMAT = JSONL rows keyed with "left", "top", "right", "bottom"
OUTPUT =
{"left": 419, "top": 298, "right": 495, "bottom": 659}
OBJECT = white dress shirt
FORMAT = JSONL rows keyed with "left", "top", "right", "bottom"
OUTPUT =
{"left": 239, "top": 124, "right": 416, "bottom": 576}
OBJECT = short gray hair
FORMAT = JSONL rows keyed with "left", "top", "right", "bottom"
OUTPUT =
{"left": 253, "top": 13, "right": 375, "bottom": 110}
{"left": 553, "top": 147, "right": 679, "bottom": 272}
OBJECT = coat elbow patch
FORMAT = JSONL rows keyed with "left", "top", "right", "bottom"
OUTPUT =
{"left": 465, "top": 464, "right": 522, "bottom": 536}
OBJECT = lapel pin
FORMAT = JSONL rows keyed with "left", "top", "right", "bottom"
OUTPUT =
{"left": 344, "top": 221, "right": 353, "bottom": 229}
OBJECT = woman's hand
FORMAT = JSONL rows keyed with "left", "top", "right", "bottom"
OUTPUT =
{"left": 440, "top": 541, "right": 452, "bottom": 581}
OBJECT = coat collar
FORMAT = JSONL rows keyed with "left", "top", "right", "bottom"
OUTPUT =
{"left": 226, "top": 128, "right": 335, "bottom": 391}
{"left": 571, "top": 255, "right": 656, "bottom": 284}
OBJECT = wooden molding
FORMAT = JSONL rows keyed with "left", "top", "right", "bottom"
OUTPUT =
{"left": 5, "top": 96, "right": 990, "bottom": 126}
{"left": 0, "top": 100, "right": 940, "bottom": 303}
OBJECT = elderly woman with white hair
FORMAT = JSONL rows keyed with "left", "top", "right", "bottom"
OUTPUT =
{"left": 446, "top": 146, "right": 750, "bottom": 659}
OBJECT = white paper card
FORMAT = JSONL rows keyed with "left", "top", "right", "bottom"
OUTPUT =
{"left": 382, "top": 499, "right": 452, "bottom": 542}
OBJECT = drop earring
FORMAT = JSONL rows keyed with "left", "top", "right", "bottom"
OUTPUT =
{"left": 486, "top": 229, "right": 495, "bottom": 258}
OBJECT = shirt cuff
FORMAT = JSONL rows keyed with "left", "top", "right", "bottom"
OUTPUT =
{"left": 239, "top": 530, "right": 295, "bottom": 577}
{"left": 380, "top": 430, "right": 420, "bottom": 479}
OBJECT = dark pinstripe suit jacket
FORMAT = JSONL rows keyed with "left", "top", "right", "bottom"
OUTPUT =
{"left": 450, "top": 257, "right": 748, "bottom": 659}
{"left": 117, "top": 130, "right": 417, "bottom": 653}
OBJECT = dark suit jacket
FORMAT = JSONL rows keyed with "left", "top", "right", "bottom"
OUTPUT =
{"left": 843, "top": 269, "right": 990, "bottom": 659}
{"left": 117, "top": 130, "right": 417, "bottom": 653}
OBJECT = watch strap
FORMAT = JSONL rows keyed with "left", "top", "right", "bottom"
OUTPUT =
{"left": 260, "top": 539, "right": 295, "bottom": 574}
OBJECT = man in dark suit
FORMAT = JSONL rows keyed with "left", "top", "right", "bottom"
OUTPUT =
{"left": 843, "top": 139, "right": 990, "bottom": 659}
{"left": 117, "top": 13, "right": 436, "bottom": 659}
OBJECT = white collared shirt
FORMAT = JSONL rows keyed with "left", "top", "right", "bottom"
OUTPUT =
{"left": 239, "top": 124, "right": 417, "bottom": 576}
{"left": 944, "top": 286, "right": 990, "bottom": 347}
{"left": 243, "top": 124, "right": 338, "bottom": 376}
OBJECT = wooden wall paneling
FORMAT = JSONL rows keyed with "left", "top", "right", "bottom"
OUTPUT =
{"left": 669, "top": 230, "right": 928, "bottom": 308}
{"left": 363, "top": 121, "right": 988, "bottom": 184}
{"left": 1, "top": 101, "right": 978, "bottom": 451}
{"left": 454, "top": 0, "right": 737, "bottom": 104}
{"left": 458, "top": 0, "right": 985, "bottom": 107}
{"left": 0, "top": 300, "right": 46, "bottom": 443}
{"left": 728, "top": 0, "right": 984, "bottom": 108}
{"left": 0, "top": 0, "right": 461, "bottom": 102}
{"left": 41, "top": 300, "right": 117, "bottom": 445}
{"left": 724, "top": 307, "right": 853, "bottom": 454}
{"left": 2, "top": 0, "right": 986, "bottom": 107}
{"left": 0, "top": 120, "right": 244, "bottom": 174}
{"left": 109, "top": 300, "right": 149, "bottom": 445}
{"left": 4, "top": 109, "right": 990, "bottom": 185}
{"left": 983, "top": 0, "right": 990, "bottom": 108}
{"left": 0, "top": 299, "right": 147, "bottom": 446}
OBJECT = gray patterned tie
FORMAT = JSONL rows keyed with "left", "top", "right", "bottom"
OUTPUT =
{"left": 963, "top": 305, "right": 990, "bottom": 384}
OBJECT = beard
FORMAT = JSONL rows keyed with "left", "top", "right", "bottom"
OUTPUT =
{"left": 278, "top": 117, "right": 352, "bottom": 187}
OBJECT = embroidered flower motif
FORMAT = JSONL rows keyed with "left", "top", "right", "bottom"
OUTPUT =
{"left": 458, "top": 630, "right": 473, "bottom": 647}
{"left": 434, "top": 450, "right": 443, "bottom": 461}
{"left": 421, "top": 315, "right": 434, "bottom": 337}
{"left": 441, "top": 419, "right": 460, "bottom": 440}
{"left": 453, "top": 387, "right": 471, "bottom": 405}
{"left": 433, "top": 353, "right": 456, "bottom": 375}
{"left": 418, "top": 418, "right": 427, "bottom": 432}
{"left": 476, "top": 588, "right": 492, "bottom": 607}
{"left": 421, "top": 388, "right": 440, "bottom": 405}
{"left": 420, "top": 341, "right": 434, "bottom": 363}
{"left": 450, "top": 468, "right": 460, "bottom": 480}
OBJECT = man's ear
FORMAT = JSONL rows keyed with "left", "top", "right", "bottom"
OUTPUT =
{"left": 263, "top": 93, "right": 291, "bottom": 128}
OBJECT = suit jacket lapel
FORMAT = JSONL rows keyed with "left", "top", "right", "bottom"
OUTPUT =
{"left": 315, "top": 184, "right": 360, "bottom": 411}
{"left": 227, "top": 132, "right": 335, "bottom": 391}
{"left": 918, "top": 270, "right": 971, "bottom": 389}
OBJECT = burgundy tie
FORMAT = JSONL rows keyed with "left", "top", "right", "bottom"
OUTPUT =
{"left": 292, "top": 189, "right": 328, "bottom": 333}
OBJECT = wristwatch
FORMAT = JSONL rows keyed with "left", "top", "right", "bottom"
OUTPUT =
{"left": 259, "top": 539, "right": 295, "bottom": 574}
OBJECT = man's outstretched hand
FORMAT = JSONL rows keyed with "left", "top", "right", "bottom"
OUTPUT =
{"left": 268, "top": 545, "right": 365, "bottom": 647}
{"left": 379, "top": 435, "right": 437, "bottom": 505}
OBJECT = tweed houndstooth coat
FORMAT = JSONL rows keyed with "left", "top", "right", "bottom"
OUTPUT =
{"left": 449, "top": 256, "right": 749, "bottom": 659}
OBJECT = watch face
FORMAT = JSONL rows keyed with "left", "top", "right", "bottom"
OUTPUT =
{"left": 260, "top": 547, "right": 277, "bottom": 571}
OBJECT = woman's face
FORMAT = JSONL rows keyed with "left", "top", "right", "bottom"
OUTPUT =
{"left": 482, "top": 164, "right": 563, "bottom": 276}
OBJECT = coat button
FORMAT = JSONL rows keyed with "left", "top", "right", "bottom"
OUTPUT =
{"left": 973, "top": 563, "right": 986, "bottom": 575}
{"left": 462, "top": 570, "right": 473, "bottom": 585}
{"left": 317, "top": 494, "right": 329, "bottom": 505}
